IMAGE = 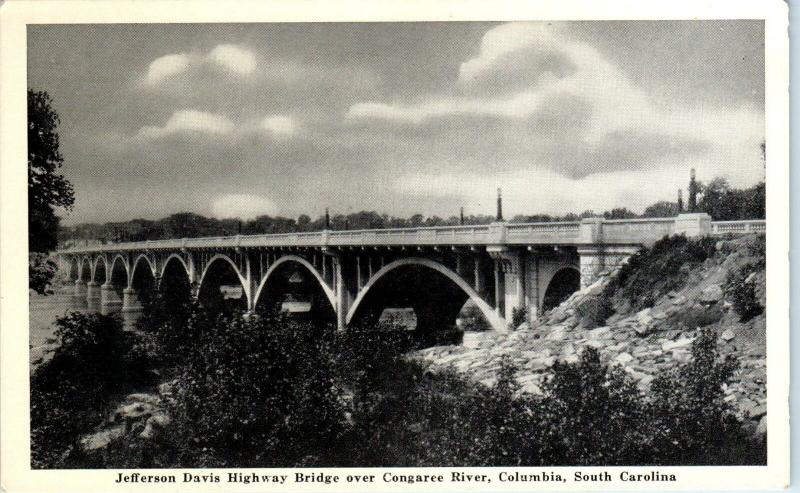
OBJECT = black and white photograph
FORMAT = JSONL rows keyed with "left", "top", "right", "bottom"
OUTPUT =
{"left": 0, "top": 0, "right": 790, "bottom": 491}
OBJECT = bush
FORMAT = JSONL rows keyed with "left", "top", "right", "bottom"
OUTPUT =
{"left": 608, "top": 234, "right": 718, "bottom": 311}
{"left": 29, "top": 253, "right": 57, "bottom": 294}
{"left": 538, "top": 348, "right": 649, "bottom": 464}
{"left": 30, "top": 312, "right": 154, "bottom": 468}
{"left": 724, "top": 264, "right": 763, "bottom": 322}
{"left": 575, "top": 295, "right": 614, "bottom": 328}
{"left": 154, "top": 313, "right": 345, "bottom": 467}
{"left": 647, "top": 328, "right": 756, "bottom": 464}
{"left": 509, "top": 306, "right": 527, "bottom": 329}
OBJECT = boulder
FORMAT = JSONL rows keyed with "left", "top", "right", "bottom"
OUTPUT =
{"left": 670, "top": 349, "right": 692, "bottom": 363}
{"left": 587, "top": 327, "right": 611, "bottom": 340}
{"left": 615, "top": 352, "right": 634, "bottom": 364}
{"left": 699, "top": 284, "right": 723, "bottom": 304}
{"left": 720, "top": 329, "right": 736, "bottom": 342}
{"left": 662, "top": 337, "right": 694, "bottom": 352}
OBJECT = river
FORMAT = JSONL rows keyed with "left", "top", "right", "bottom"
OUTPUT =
{"left": 29, "top": 285, "right": 141, "bottom": 366}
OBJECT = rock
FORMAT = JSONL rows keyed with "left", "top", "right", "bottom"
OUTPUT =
{"left": 662, "top": 337, "right": 694, "bottom": 352}
{"left": 756, "top": 415, "right": 768, "bottom": 435}
{"left": 80, "top": 424, "right": 126, "bottom": 451}
{"left": 545, "top": 327, "right": 567, "bottom": 341}
{"left": 615, "top": 352, "right": 634, "bottom": 364}
{"left": 699, "top": 284, "right": 723, "bottom": 304}
{"left": 587, "top": 327, "right": 610, "bottom": 340}
{"left": 672, "top": 295, "right": 687, "bottom": 306}
{"left": 562, "top": 354, "right": 580, "bottom": 364}
{"left": 585, "top": 340, "right": 606, "bottom": 349}
{"left": 750, "top": 404, "right": 767, "bottom": 419}
{"left": 463, "top": 331, "right": 492, "bottom": 349}
{"left": 720, "top": 329, "right": 736, "bottom": 342}
{"left": 634, "top": 324, "right": 652, "bottom": 336}
{"left": 516, "top": 322, "right": 531, "bottom": 331}
{"left": 560, "top": 343, "right": 576, "bottom": 357}
{"left": 670, "top": 349, "right": 692, "bottom": 363}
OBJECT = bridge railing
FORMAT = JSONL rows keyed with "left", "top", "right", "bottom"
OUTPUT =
{"left": 56, "top": 216, "right": 766, "bottom": 254}
{"left": 710, "top": 220, "right": 766, "bottom": 235}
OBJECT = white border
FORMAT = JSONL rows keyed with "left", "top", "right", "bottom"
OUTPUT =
{"left": 0, "top": 0, "right": 789, "bottom": 491}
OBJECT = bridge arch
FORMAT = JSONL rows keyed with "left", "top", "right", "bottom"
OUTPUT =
{"left": 160, "top": 253, "right": 191, "bottom": 281}
{"left": 130, "top": 254, "right": 157, "bottom": 300}
{"left": 109, "top": 254, "right": 130, "bottom": 288}
{"left": 67, "top": 257, "right": 79, "bottom": 282}
{"left": 92, "top": 256, "right": 108, "bottom": 284}
{"left": 253, "top": 255, "right": 336, "bottom": 313}
{"left": 346, "top": 257, "right": 504, "bottom": 332}
{"left": 541, "top": 266, "right": 581, "bottom": 312}
{"left": 197, "top": 254, "right": 249, "bottom": 311}
{"left": 78, "top": 257, "right": 92, "bottom": 282}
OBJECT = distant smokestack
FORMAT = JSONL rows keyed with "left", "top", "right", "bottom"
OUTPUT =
{"left": 677, "top": 189, "right": 684, "bottom": 213}
{"left": 496, "top": 188, "right": 503, "bottom": 221}
{"left": 460, "top": 207, "right": 464, "bottom": 225}
{"left": 325, "top": 208, "right": 330, "bottom": 229}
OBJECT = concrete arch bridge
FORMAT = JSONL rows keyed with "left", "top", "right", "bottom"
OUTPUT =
{"left": 58, "top": 214, "right": 764, "bottom": 332}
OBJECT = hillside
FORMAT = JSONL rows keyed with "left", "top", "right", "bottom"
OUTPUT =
{"left": 415, "top": 234, "right": 767, "bottom": 431}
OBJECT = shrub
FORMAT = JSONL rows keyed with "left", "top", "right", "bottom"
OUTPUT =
{"left": 724, "top": 264, "right": 763, "bottom": 321}
{"left": 30, "top": 312, "right": 154, "bottom": 468}
{"left": 509, "top": 306, "right": 528, "bottom": 329}
{"left": 647, "top": 328, "right": 754, "bottom": 464}
{"left": 537, "top": 348, "right": 649, "bottom": 465}
{"left": 157, "top": 313, "right": 345, "bottom": 467}
{"left": 575, "top": 295, "right": 614, "bottom": 328}
{"left": 608, "top": 234, "right": 717, "bottom": 311}
{"left": 29, "top": 253, "right": 57, "bottom": 294}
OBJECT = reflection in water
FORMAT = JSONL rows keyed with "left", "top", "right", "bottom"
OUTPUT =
{"left": 29, "top": 286, "right": 141, "bottom": 366}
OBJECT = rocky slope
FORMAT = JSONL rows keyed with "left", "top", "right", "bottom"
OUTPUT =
{"left": 415, "top": 234, "right": 767, "bottom": 431}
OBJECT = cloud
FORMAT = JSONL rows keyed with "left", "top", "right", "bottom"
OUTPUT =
{"left": 142, "top": 44, "right": 256, "bottom": 86}
{"left": 345, "top": 22, "right": 764, "bottom": 180}
{"left": 260, "top": 115, "right": 298, "bottom": 139}
{"left": 145, "top": 53, "right": 191, "bottom": 85}
{"left": 137, "top": 109, "right": 235, "bottom": 140}
{"left": 206, "top": 44, "right": 256, "bottom": 76}
{"left": 211, "top": 193, "right": 278, "bottom": 220}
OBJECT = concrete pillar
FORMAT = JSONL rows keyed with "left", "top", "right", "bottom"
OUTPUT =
{"left": 334, "top": 257, "right": 347, "bottom": 331}
{"left": 525, "top": 254, "right": 540, "bottom": 321}
{"left": 86, "top": 281, "right": 101, "bottom": 302}
{"left": 488, "top": 247, "right": 524, "bottom": 322}
{"left": 577, "top": 245, "right": 640, "bottom": 289}
{"left": 74, "top": 279, "right": 87, "bottom": 297}
{"left": 493, "top": 259, "right": 503, "bottom": 316}
{"left": 101, "top": 282, "right": 122, "bottom": 307}
{"left": 122, "top": 287, "right": 142, "bottom": 312}
{"left": 474, "top": 256, "right": 484, "bottom": 294}
{"left": 356, "top": 255, "right": 363, "bottom": 290}
{"left": 674, "top": 212, "right": 712, "bottom": 237}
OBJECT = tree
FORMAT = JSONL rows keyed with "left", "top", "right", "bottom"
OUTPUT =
{"left": 29, "top": 90, "right": 75, "bottom": 251}
{"left": 642, "top": 201, "right": 680, "bottom": 218}
{"left": 29, "top": 89, "right": 74, "bottom": 293}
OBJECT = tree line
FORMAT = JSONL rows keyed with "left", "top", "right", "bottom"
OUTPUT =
{"left": 60, "top": 179, "right": 765, "bottom": 245}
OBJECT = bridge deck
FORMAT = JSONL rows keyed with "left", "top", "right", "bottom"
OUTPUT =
{"left": 58, "top": 218, "right": 765, "bottom": 254}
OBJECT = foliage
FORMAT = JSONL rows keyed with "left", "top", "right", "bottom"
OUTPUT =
{"left": 29, "top": 253, "right": 57, "bottom": 294}
{"left": 30, "top": 312, "right": 154, "bottom": 468}
{"left": 724, "top": 263, "right": 764, "bottom": 322}
{"left": 574, "top": 294, "right": 614, "bottom": 328}
{"left": 698, "top": 178, "right": 765, "bottom": 221}
{"left": 29, "top": 89, "right": 74, "bottom": 253}
{"left": 147, "top": 313, "right": 344, "bottom": 467}
{"left": 538, "top": 348, "right": 649, "bottom": 464}
{"left": 642, "top": 200, "right": 680, "bottom": 218}
{"left": 647, "top": 328, "right": 759, "bottom": 464}
{"left": 608, "top": 234, "right": 718, "bottom": 310}
{"left": 509, "top": 306, "right": 528, "bottom": 329}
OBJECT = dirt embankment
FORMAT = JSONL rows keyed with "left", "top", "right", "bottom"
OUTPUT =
{"left": 415, "top": 234, "right": 766, "bottom": 428}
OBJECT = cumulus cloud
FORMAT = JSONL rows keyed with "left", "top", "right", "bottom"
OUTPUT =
{"left": 345, "top": 22, "right": 764, "bottom": 181}
{"left": 142, "top": 44, "right": 256, "bottom": 86}
{"left": 207, "top": 44, "right": 257, "bottom": 76}
{"left": 261, "top": 115, "right": 298, "bottom": 139}
{"left": 137, "top": 109, "right": 235, "bottom": 140}
{"left": 211, "top": 193, "right": 278, "bottom": 220}
{"left": 145, "top": 53, "right": 192, "bottom": 85}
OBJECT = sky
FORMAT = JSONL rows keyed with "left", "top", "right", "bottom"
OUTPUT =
{"left": 27, "top": 21, "right": 765, "bottom": 225}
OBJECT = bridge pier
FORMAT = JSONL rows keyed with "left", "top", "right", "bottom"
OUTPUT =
{"left": 122, "top": 287, "right": 142, "bottom": 312}
{"left": 74, "top": 279, "right": 87, "bottom": 298}
{"left": 86, "top": 281, "right": 101, "bottom": 302}
{"left": 100, "top": 282, "right": 122, "bottom": 308}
